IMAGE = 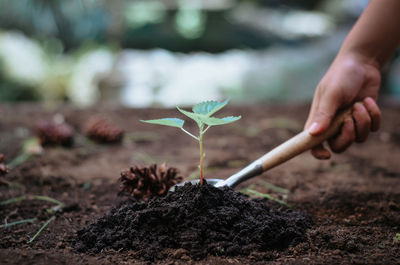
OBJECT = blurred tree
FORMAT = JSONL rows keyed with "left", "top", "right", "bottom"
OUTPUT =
{"left": 0, "top": 0, "right": 107, "bottom": 52}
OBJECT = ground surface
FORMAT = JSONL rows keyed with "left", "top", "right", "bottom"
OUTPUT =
{"left": 0, "top": 102, "right": 400, "bottom": 264}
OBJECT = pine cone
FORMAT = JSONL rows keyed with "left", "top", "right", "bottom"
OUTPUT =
{"left": 36, "top": 121, "right": 74, "bottom": 147}
{"left": 85, "top": 117, "right": 123, "bottom": 143}
{"left": 119, "top": 163, "right": 182, "bottom": 201}
{"left": 0, "top": 154, "right": 9, "bottom": 176}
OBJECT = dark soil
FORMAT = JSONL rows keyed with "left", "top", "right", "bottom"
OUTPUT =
{"left": 1, "top": 101, "right": 400, "bottom": 264}
{"left": 74, "top": 183, "right": 311, "bottom": 260}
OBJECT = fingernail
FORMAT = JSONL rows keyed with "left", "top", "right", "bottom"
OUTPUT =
{"left": 308, "top": 122, "right": 319, "bottom": 134}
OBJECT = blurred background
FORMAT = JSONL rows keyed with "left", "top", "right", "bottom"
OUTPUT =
{"left": 0, "top": 0, "right": 399, "bottom": 107}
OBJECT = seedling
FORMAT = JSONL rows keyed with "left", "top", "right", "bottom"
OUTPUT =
{"left": 141, "top": 99, "right": 241, "bottom": 185}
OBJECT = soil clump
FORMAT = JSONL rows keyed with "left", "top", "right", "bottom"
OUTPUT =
{"left": 74, "top": 182, "right": 312, "bottom": 260}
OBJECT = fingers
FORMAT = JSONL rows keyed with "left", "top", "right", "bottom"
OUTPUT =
{"left": 327, "top": 99, "right": 380, "bottom": 154}
{"left": 311, "top": 98, "right": 381, "bottom": 158}
{"left": 311, "top": 144, "right": 331, "bottom": 160}
{"left": 328, "top": 118, "right": 356, "bottom": 153}
{"left": 363, "top": 97, "right": 381, "bottom": 131}
{"left": 307, "top": 92, "right": 340, "bottom": 136}
{"left": 353, "top": 102, "right": 371, "bottom": 143}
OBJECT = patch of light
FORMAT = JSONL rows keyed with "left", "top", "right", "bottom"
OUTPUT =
{"left": 175, "top": 0, "right": 206, "bottom": 39}
{"left": 281, "top": 11, "right": 333, "bottom": 38}
{"left": 118, "top": 28, "right": 347, "bottom": 107}
{"left": 124, "top": 1, "right": 166, "bottom": 28}
{"left": 0, "top": 31, "right": 47, "bottom": 85}
{"left": 118, "top": 49, "right": 251, "bottom": 107}
{"left": 67, "top": 48, "right": 114, "bottom": 106}
{"left": 229, "top": 4, "right": 334, "bottom": 39}
{"left": 118, "top": 49, "right": 178, "bottom": 107}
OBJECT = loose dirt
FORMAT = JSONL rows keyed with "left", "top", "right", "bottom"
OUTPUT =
{"left": 1, "top": 101, "right": 400, "bottom": 264}
{"left": 74, "top": 182, "right": 311, "bottom": 260}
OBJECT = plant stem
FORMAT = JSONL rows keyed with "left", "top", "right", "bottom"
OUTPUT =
{"left": 199, "top": 133, "right": 204, "bottom": 185}
{"left": 202, "top": 125, "right": 211, "bottom": 134}
{"left": 33, "top": 195, "right": 64, "bottom": 206}
{"left": 180, "top": 128, "right": 199, "bottom": 140}
{"left": 28, "top": 216, "right": 56, "bottom": 243}
{"left": 0, "top": 218, "right": 37, "bottom": 228}
{"left": 0, "top": 196, "right": 26, "bottom": 206}
{"left": 258, "top": 180, "right": 289, "bottom": 194}
{"left": 242, "top": 189, "right": 289, "bottom": 207}
{"left": 0, "top": 195, "right": 64, "bottom": 208}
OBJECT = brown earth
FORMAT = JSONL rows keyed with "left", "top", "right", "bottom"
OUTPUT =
{"left": 74, "top": 183, "right": 312, "bottom": 261}
{"left": 0, "top": 101, "right": 399, "bottom": 264}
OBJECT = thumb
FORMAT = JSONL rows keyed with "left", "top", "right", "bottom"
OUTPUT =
{"left": 307, "top": 100, "right": 340, "bottom": 136}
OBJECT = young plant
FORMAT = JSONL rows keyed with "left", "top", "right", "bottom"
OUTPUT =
{"left": 141, "top": 99, "right": 240, "bottom": 185}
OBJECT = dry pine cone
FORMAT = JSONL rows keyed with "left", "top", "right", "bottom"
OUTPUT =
{"left": 0, "top": 154, "right": 9, "bottom": 176}
{"left": 119, "top": 163, "right": 182, "bottom": 201}
{"left": 85, "top": 117, "right": 123, "bottom": 143}
{"left": 36, "top": 121, "right": 74, "bottom": 147}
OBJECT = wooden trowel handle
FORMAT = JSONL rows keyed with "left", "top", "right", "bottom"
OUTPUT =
{"left": 257, "top": 107, "right": 353, "bottom": 171}
{"left": 219, "top": 107, "right": 353, "bottom": 188}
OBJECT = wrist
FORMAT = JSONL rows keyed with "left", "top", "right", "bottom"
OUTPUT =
{"left": 335, "top": 49, "right": 381, "bottom": 70}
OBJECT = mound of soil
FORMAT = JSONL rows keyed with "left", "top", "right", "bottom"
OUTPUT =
{"left": 74, "top": 182, "right": 312, "bottom": 260}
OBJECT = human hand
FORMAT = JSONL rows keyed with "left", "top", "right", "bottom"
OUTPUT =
{"left": 305, "top": 53, "right": 381, "bottom": 159}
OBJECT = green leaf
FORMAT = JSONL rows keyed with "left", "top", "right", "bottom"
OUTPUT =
{"left": 200, "top": 116, "right": 241, "bottom": 126}
{"left": 141, "top": 118, "right": 184, "bottom": 128}
{"left": 192, "top": 99, "right": 229, "bottom": 116}
{"left": 176, "top": 106, "right": 204, "bottom": 127}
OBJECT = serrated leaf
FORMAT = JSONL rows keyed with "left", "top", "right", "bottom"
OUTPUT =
{"left": 141, "top": 118, "right": 184, "bottom": 128}
{"left": 192, "top": 99, "right": 229, "bottom": 116}
{"left": 200, "top": 116, "right": 241, "bottom": 126}
{"left": 176, "top": 106, "right": 204, "bottom": 127}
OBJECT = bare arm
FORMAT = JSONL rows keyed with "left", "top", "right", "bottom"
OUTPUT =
{"left": 305, "top": 0, "right": 400, "bottom": 159}
{"left": 341, "top": 0, "right": 400, "bottom": 68}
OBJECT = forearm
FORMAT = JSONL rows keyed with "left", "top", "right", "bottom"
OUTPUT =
{"left": 338, "top": 0, "right": 400, "bottom": 69}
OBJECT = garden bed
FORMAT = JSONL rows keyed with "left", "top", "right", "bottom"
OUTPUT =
{"left": 1, "top": 102, "right": 400, "bottom": 264}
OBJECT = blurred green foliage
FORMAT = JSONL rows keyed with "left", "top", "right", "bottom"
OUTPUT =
{"left": 0, "top": 81, "right": 40, "bottom": 102}
{"left": 4, "top": 0, "right": 390, "bottom": 105}
{"left": 0, "top": 0, "right": 322, "bottom": 53}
